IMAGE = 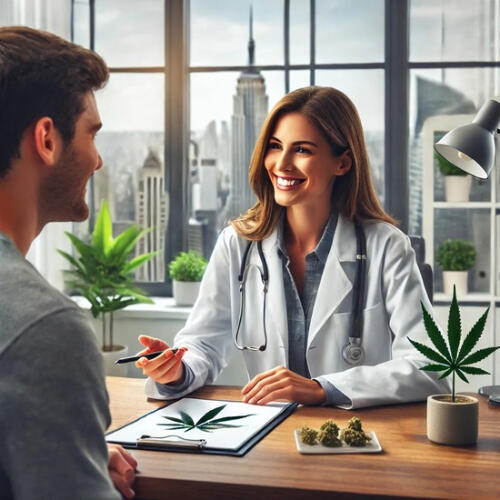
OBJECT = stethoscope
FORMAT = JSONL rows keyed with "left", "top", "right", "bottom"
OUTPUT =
{"left": 233, "top": 218, "right": 367, "bottom": 365}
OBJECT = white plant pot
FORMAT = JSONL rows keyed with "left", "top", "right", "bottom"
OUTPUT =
{"left": 444, "top": 175, "right": 472, "bottom": 203}
{"left": 173, "top": 280, "right": 201, "bottom": 306}
{"left": 442, "top": 270, "right": 468, "bottom": 296}
{"left": 427, "top": 394, "right": 478, "bottom": 445}
{"left": 101, "top": 345, "right": 129, "bottom": 377}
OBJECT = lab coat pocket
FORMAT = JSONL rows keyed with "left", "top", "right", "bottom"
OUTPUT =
{"left": 308, "top": 302, "right": 390, "bottom": 376}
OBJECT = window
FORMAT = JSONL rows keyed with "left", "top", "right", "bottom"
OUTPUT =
{"left": 73, "top": 0, "right": 167, "bottom": 292}
{"left": 408, "top": 0, "right": 500, "bottom": 236}
{"left": 189, "top": 0, "right": 385, "bottom": 257}
{"left": 73, "top": 0, "right": 500, "bottom": 296}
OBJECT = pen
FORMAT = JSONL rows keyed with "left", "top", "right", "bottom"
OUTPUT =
{"left": 115, "top": 348, "right": 179, "bottom": 364}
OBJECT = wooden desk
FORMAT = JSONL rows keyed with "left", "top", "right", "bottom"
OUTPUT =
{"left": 107, "top": 377, "right": 500, "bottom": 500}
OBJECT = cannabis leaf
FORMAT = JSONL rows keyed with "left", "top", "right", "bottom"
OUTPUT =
{"left": 408, "top": 285, "right": 499, "bottom": 402}
{"left": 159, "top": 404, "right": 256, "bottom": 433}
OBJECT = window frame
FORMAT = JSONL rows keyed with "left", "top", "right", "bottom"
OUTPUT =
{"left": 76, "top": 0, "right": 500, "bottom": 297}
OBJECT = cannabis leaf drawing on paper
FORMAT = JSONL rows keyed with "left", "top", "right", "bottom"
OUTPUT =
{"left": 158, "top": 404, "right": 256, "bottom": 433}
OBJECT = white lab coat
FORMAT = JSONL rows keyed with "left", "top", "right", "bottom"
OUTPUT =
{"left": 146, "top": 215, "right": 450, "bottom": 408}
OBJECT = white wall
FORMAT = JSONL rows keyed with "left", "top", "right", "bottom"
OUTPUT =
{"left": 78, "top": 299, "right": 497, "bottom": 393}
{"left": 79, "top": 302, "right": 248, "bottom": 386}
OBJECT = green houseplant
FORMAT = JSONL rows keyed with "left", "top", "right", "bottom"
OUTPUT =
{"left": 58, "top": 200, "right": 156, "bottom": 370}
{"left": 436, "top": 239, "right": 476, "bottom": 296}
{"left": 435, "top": 151, "right": 471, "bottom": 202}
{"left": 409, "top": 286, "right": 499, "bottom": 445}
{"left": 169, "top": 250, "right": 207, "bottom": 306}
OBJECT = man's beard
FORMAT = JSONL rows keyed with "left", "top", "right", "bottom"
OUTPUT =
{"left": 39, "top": 145, "right": 90, "bottom": 226}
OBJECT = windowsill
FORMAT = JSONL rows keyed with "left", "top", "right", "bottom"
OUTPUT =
{"left": 71, "top": 296, "right": 192, "bottom": 320}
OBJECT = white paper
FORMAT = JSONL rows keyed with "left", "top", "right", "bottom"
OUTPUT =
{"left": 106, "top": 398, "right": 290, "bottom": 451}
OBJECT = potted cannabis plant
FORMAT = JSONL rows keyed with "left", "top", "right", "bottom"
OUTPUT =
{"left": 409, "top": 286, "right": 499, "bottom": 445}
{"left": 436, "top": 150, "right": 472, "bottom": 202}
{"left": 169, "top": 250, "right": 207, "bottom": 306}
{"left": 58, "top": 200, "right": 156, "bottom": 375}
{"left": 437, "top": 239, "right": 476, "bottom": 296}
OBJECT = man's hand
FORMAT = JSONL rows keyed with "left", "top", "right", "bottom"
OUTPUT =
{"left": 241, "top": 366, "right": 326, "bottom": 405}
{"left": 108, "top": 443, "right": 138, "bottom": 499}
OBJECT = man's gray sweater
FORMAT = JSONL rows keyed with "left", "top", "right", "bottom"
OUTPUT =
{"left": 0, "top": 233, "right": 120, "bottom": 500}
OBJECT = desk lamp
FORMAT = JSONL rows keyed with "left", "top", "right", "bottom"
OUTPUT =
{"left": 434, "top": 99, "right": 500, "bottom": 178}
{"left": 434, "top": 98, "right": 500, "bottom": 401}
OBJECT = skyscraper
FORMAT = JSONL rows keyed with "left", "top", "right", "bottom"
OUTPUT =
{"left": 136, "top": 148, "right": 168, "bottom": 282}
{"left": 225, "top": 6, "right": 268, "bottom": 221}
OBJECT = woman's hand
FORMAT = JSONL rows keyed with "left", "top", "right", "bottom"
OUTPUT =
{"left": 135, "top": 335, "right": 187, "bottom": 385}
{"left": 241, "top": 366, "right": 326, "bottom": 405}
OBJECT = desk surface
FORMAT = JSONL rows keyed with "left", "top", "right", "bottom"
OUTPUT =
{"left": 107, "top": 377, "right": 500, "bottom": 500}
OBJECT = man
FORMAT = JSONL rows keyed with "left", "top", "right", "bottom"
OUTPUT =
{"left": 0, "top": 26, "right": 137, "bottom": 499}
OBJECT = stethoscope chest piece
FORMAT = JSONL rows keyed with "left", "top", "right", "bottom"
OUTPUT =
{"left": 342, "top": 337, "right": 365, "bottom": 365}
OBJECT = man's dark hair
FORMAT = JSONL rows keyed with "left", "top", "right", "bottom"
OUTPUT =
{"left": 0, "top": 26, "right": 109, "bottom": 178}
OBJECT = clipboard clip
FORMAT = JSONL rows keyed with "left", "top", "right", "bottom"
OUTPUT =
{"left": 137, "top": 434, "right": 207, "bottom": 450}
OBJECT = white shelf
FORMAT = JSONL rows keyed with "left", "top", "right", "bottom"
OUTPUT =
{"left": 433, "top": 202, "right": 492, "bottom": 209}
{"left": 422, "top": 113, "right": 498, "bottom": 387}
{"left": 434, "top": 293, "right": 494, "bottom": 303}
{"left": 71, "top": 296, "right": 192, "bottom": 320}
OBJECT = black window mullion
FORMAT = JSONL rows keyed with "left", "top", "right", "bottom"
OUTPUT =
{"left": 310, "top": 0, "right": 315, "bottom": 85}
{"left": 385, "top": 0, "right": 409, "bottom": 232}
{"left": 70, "top": 0, "right": 75, "bottom": 41}
{"left": 88, "top": 0, "right": 96, "bottom": 231}
{"left": 284, "top": 0, "right": 290, "bottom": 93}
{"left": 164, "top": 0, "right": 189, "bottom": 295}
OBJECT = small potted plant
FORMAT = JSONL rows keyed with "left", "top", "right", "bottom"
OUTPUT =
{"left": 58, "top": 200, "right": 157, "bottom": 375}
{"left": 437, "top": 239, "right": 476, "bottom": 296}
{"left": 409, "top": 286, "right": 499, "bottom": 445}
{"left": 436, "top": 151, "right": 472, "bottom": 202}
{"left": 169, "top": 250, "right": 207, "bottom": 306}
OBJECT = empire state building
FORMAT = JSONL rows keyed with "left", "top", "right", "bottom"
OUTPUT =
{"left": 225, "top": 7, "right": 268, "bottom": 221}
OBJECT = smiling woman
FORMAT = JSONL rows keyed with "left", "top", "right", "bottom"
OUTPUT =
{"left": 263, "top": 112, "right": 351, "bottom": 214}
{"left": 138, "top": 85, "right": 450, "bottom": 411}
{"left": 233, "top": 85, "right": 394, "bottom": 242}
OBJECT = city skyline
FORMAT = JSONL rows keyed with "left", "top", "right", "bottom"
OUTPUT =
{"left": 88, "top": 0, "right": 499, "bottom": 283}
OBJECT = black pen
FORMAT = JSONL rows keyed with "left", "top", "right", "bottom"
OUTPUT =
{"left": 115, "top": 348, "right": 179, "bottom": 365}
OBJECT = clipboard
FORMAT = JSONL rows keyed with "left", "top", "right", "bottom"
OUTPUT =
{"left": 106, "top": 398, "right": 297, "bottom": 457}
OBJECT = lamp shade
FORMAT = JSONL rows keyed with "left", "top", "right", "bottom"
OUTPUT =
{"left": 434, "top": 99, "right": 500, "bottom": 179}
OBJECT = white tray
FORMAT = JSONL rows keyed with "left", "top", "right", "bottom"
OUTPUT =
{"left": 294, "top": 429, "right": 382, "bottom": 454}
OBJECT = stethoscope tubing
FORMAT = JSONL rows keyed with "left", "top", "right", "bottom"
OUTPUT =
{"left": 233, "top": 218, "right": 367, "bottom": 364}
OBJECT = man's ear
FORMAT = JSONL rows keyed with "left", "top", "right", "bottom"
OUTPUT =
{"left": 33, "top": 117, "right": 62, "bottom": 167}
{"left": 334, "top": 150, "right": 353, "bottom": 177}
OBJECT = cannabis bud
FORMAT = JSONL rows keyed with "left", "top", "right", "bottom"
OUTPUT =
{"left": 318, "top": 428, "right": 342, "bottom": 447}
{"left": 319, "top": 419, "right": 339, "bottom": 435}
{"left": 299, "top": 426, "right": 318, "bottom": 445}
{"left": 340, "top": 417, "right": 371, "bottom": 446}
{"left": 347, "top": 416, "right": 362, "bottom": 432}
{"left": 299, "top": 416, "right": 370, "bottom": 447}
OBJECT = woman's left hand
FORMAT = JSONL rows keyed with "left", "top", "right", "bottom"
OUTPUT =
{"left": 241, "top": 366, "right": 326, "bottom": 405}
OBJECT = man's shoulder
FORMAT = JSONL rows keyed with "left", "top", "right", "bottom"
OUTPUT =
{"left": 0, "top": 239, "right": 82, "bottom": 356}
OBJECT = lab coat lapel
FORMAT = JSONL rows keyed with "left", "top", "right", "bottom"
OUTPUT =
{"left": 307, "top": 215, "right": 356, "bottom": 349}
{"left": 260, "top": 230, "right": 288, "bottom": 354}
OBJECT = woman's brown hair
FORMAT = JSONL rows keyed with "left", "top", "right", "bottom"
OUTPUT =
{"left": 231, "top": 86, "right": 397, "bottom": 240}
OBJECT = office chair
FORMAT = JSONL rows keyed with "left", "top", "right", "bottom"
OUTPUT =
{"left": 409, "top": 236, "right": 433, "bottom": 304}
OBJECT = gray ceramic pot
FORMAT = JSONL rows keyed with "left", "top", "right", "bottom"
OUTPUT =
{"left": 427, "top": 394, "right": 478, "bottom": 445}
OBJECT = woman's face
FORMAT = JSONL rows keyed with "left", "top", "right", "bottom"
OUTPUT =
{"left": 264, "top": 112, "right": 350, "bottom": 211}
